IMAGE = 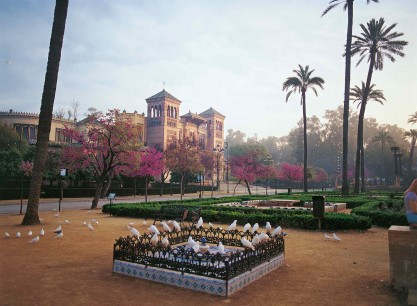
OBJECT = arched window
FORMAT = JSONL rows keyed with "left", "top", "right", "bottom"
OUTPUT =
{"left": 151, "top": 106, "right": 154, "bottom": 118}
{"left": 159, "top": 105, "right": 162, "bottom": 117}
{"left": 167, "top": 106, "right": 170, "bottom": 117}
{"left": 174, "top": 107, "right": 177, "bottom": 118}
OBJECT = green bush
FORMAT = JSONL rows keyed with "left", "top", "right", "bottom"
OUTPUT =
{"left": 351, "top": 199, "right": 408, "bottom": 227}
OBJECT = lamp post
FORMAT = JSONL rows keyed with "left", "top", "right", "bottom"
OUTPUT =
{"left": 213, "top": 144, "right": 224, "bottom": 193}
{"left": 391, "top": 146, "right": 399, "bottom": 187}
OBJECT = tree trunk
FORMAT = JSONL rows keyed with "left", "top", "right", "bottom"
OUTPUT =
{"left": 91, "top": 175, "right": 105, "bottom": 209}
{"left": 360, "top": 147, "right": 365, "bottom": 192}
{"left": 244, "top": 180, "right": 252, "bottom": 195}
{"left": 160, "top": 172, "right": 165, "bottom": 196}
{"left": 409, "top": 137, "right": 416, "bottom": 172}
{"left": 302, "top": 90, "right": 308, "bottom": 192}
{"left": 145, "top": 176, "right": 148, "bottom": 203}
{"left": 22, "top": 0, "right": 69, "bottom": 225}
{"left": 342, "top": 0, "right": 354, "bottom": 196}
{"left": 180, "top": 175, "right": 184, "bottom": 200}
{"left": 100, "top": 173, "right": 113, "bottom": 198}
{"left": 211, "top": 174, "right": 214, "bottom": 198}
{"left": 233, "top": 180, "right": 241, "bottom": 196}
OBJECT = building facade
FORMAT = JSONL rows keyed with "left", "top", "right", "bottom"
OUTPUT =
{"left": 0, "top": 90, "right": 225, "bottom": 151}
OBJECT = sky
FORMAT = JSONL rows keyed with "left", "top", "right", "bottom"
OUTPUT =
{"left": 1, "top": 0, "right": 416, "bottom": 139}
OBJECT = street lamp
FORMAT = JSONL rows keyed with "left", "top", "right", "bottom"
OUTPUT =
{"left": 213, "top": 144, "right": 224, "bottom": 193}
{"left": 391, "top": 146, "right": 400, "bottom": 187}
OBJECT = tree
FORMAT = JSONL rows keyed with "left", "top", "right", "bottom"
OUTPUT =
{"left": 230, "top": 154, "right": 261, "bottom": 195}
{"left": 200, "top": 149, "right": 216, "bottom": 197}
{"left": 71, "top": 100, "right": 80, "bottom": 121}
{"left": 322, "top": 0, "right": 378, "bottom": 196}
{"left": 350, "top": 82, "right": 386, "bottom": 192}
{"left": 137, "top": 147, "right": 164, "bottom": 202}
{"left": 62, "top": 110, "right": 141, "bottom": 208}
{"left": 257, "top": 164, "right": 278, "bottom": 195}
{"left": 278, "top": 163, "right": 303, "bottom": 187}
{"left": 165, "top": 137, "right": 202, "bottom": 200}
{"left": 351, "top": 18, "right": 408, "bottom": 192}
{"left": 0, "top": 124, "right": 29, "bottom": 152}
{"left": 403, "top": 129, "right": 417, "bottom": 173}
{"left": 22, "top": 0, "right": 69, "bottom": 225}
{"left": 408, "top": 112, "right": 417, "bottom": 125}
{"left": 371, "top": 129, "right": 393, "bottom": 183}
{"left": 282, "top": 64, "right": 324, "bottom": 192}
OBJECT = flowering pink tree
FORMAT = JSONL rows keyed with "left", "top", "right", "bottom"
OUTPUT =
{"left": 136, "top": 147, "right": 164, "bottom": 202}
{"left": 312, "top": 167, "right": 328, "bottom": 189}
{"left": 230, "top": 154, "right": 261, "bottom": 195}
{"left": 257, "top": 164, "right": 278, "bottom": 195}
{"left": 19, "top": 161, "right": 34, "bottom": 177}
{"left": 278, "top": 163, "right": 303, "bottom": 186}
{"left": 62, "top": 109, "right": 141, "bottom": 208}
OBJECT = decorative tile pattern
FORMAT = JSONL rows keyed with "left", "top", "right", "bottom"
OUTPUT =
{"left": 113, "top": 253, "right": 285, "bottom": 297}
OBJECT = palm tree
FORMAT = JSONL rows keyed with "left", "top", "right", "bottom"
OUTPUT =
{"left": 350, "top": 18, "right": 408, "bottom": 193}
{"left": 282, "top": 65, "right": 325, "bottom": 192}
{"left": 408, "top": 112, "right": 417, "bottom": 125}
{"left": 371, "top": 129, "right": 393, "bottom": 183}
{"left": 404, "top": 129, "right": 417, "bottom": 173}
{"left": 22, "top": 0, "right": 69, "bottom": 225}
{"left": 350, "top": 82, "right": 385, "bottom": 192}
{"left": 322, "top": 0, "right": 378, "bottom": 196}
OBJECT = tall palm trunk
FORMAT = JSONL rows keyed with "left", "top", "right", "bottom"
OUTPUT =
{"left": 22, "top": 0, "right": 69, "bottom": 225}
{"left": 302, "top": 90, "right": 308, "bottom": 192}
{"left": 409, "top": 136, "right": 416, "bottom": 172}
{"left": 342, "top": 0, "right": 354, "bottom": 195}
{"left": 381, "top": 143, "right": 386, "bottom": 183}
{"left": 354, "top": 49, "right": 376, "bottom": 193}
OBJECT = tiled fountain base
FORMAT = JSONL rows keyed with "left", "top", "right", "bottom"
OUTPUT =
{"left": 113, "top": 253, "right": 285, "bottom": 297}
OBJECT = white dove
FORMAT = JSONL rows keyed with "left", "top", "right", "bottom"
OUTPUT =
{"left": 130, "top": 227, "right": 141, "bottom": 238}
{"left": 16, "top": 232, "right": 21, "bottom": 238}
{"left": 241, "top": 237, "right": 255, "bottom": 250}
{"left": 94, "top": 220, "right": 99, "bottom": 226}
{"left": 87, "top": 223, "right": 94, "bottom": 231}
{"left": 196, "top": 217, "right": 203, "bottom": 228}
{"left": 265, "top": 222, "right": 272, "bottom": 233}
{"left": 208, "top": 222, "right": 214, "bottom": 228}
{"left": 148, "top": 225, "right": 160, "bottom": 235}
{"left": 227, "top": 220, "right": 237, "bottom": 231}
{"left": 173, "top": 220, "right": 181, "bottom": 232}
{"left": 64, "top": 219, "right": 70, "bottom": 224}
{"left": 53, "top": 225, "right": 62, "bottom": 233}
{"left": 28, "top": 230, "right": 33, "bottom": 236}
{"left": 217, "top": 241, "right": 225, "bottom": 255}
{"left": 259, "top": 232, "right": 269, "bottom": 242}
{"left": 55, "top": 231, "right": 63, "bottom": 239}
{"left": 150, "top": 232, "right": 159, "bottom": 245}
{"left": 252, "top": 223, "right": 259, "bottom": 234}
{"left": 161, "top": 221, "right": 171, "bottom": 233}
{"left": 332, "top": 233, "right": 342, "bottom": 241}
{"left": 143, "top": 220, "right": 147, "bottom": 225}
{"left": 271, "top": 226, "right": 282, "bottom": 237}
{"left": 252, "top": 234, "right": 260, "bottom": 246}
{"left": 192, "top": 242, "right": 200, "bottom": 252}
{"left": 128, "top": 222, "right": 135, "bottom": 226}
{"left": 243, "top": 223, "right": 251, "bottom": 232}
{"left": 162, "top": 236, "right": 170, "bottom": 247}
{"left": 29, "top": 236, "right": 39, "bottom": 244}
{"left": 188, "top": 236, "right": 197, "bottom": 247}
{"left": 324, "top": 233, "right": 332, "bottom": 240}
{"left": 54, "top": 213, "right": 59, "bottom": 217}
{"left": 40, "top": 229, "right": 45, "bottom": 236}
{"left": 82, "top": 221, "right": 87, "bottom": 226}
{"left": 4, "top": 232, "right": 10, "bottom": 238}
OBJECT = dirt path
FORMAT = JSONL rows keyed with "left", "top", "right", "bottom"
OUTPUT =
{"left": 0, "top": 209, "right": 405, "bottom": 306}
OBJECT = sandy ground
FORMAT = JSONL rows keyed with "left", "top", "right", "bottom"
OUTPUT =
{"left": 0, "top": 209, "right": 406, "bottom": 306}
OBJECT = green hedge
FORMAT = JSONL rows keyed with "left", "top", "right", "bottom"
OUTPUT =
{"left": 351, "top": 199, "right": 408, "bottom": 227}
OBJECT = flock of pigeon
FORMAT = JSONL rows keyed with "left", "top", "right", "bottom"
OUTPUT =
{"left": 3, "top": 210, "right": 99, "bottom": 244}
{"left": 126, "top": 217, "right": 292, "bottom": 252}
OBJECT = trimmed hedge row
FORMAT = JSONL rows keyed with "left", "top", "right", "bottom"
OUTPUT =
{"left": 351, "top": 199, "right": 408, "bottom": 227}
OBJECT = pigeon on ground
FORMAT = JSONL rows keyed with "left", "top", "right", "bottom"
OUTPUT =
{"left": 16, "top": 232, "right": 21, "bottom": 238}
{"left": 271, "top": 226, "right": 282, "bottom": 237}
{"left": 252, "top": 223, "right": 259, "bottom": 234}
{"left": 4, "top": 232, "right": 10, "bottom": 238}
{"left": 130, "top": 227, "right": 141, "bottom": 238}
{"left": 87, "top": 223, "right": 94, "bottom": 231}
{"left": 150, "top": 232, "right": 159, "bottom": 245}
{"left": 161, "top": 221, "right": 171, "bottom": 233}
{"left": 241, "top": 237, "right": 255, "bottom": 250}
{"left": 53, "top": 225, "right": 62, "bottom": 233}
{"left": 332, "top": 233, "right": 341, "bottom": 241}
{"left": 40, "top": 229, "right": 45, "bottom": 236}
{"left": 265, "top": 222, "right": 272, "bottom": 233}
{"left": 29, "top": 236, "right": 39, "bottom": 244}
{"left": 64, "top": 219, "right": 70, "bottom": 224}
{"left": 54, "top": 213, "right": 59, "bottom": 218}
{"left": 196, "top": 217, "right": 203, "bottom": 228}
{"left": 172, "top": 220, "right": 181, "bottom": 232}
{"left": 217, "top": 241, "right": 225, "bottom": 255}
{"left": 94, "top": 220, "right": 99, "bottom": 226}
{"left": 55, "top": 231, "right": 63, "bottom": 239}
{"left": 243, "top": 223, "right": 251, "bottom": 233}
{"left": 28, "top": 230, "right": 32, "bottom": 236}
{"left": 82, "top": 221, "right": 87, "bottom": 226}
{"left": 227, "top": 220, "right": 237, "bottom": 231}
{"left": 128, "top": 222, "right": 135, "bottom": 226}
{"left": 148, "top": 225, "right": 160, "bottom": 235}
{"left": 162, "top": 237, "right": 170, "bottom": 247}
{"left": 208, "top": 222, "right": 213, "bottom": 228}
{"left": 324, "top": 233, "right": 332, "bottom": 240}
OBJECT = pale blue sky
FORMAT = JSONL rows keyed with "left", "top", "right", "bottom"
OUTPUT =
{"left": 1, "top": 0, "right": 416, "bottom": 138}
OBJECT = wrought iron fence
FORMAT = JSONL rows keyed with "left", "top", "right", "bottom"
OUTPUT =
{"left": 113, "top": 226, "right": 285, "bottom": 280}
